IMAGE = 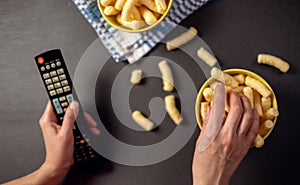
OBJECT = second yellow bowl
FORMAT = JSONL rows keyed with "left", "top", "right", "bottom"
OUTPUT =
{"left": 195, "top": 68, "right": 278, "bottom": 140}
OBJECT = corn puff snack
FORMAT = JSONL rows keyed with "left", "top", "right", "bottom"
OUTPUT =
{"left": 101, "top": 0, "right": 116, "bottom": 7}
{"left": 138, "top": 6, "right": 157, "bottom": 25}
{"left": 254, "top": 134, "right": 264, "bottom": 148}
{"left": 211, "top": 67, "right": 239, "bottom": 88}
{"left": 245, "top": 76, "right": 271, "bottom": 98}
{"left": 130, "top": 69, "right": 142, "bottom": 84}
{"left": 257, "top": 54, "right": 290, "bottom": 73}
{"left": 121, "top": 0, "right": 139, "bottom": 21}
{"left": 261, "top": 97, "right": 272, "bottom": 113}
{"left": 165, "top": 95, "right": 183, "bottom": 125}
{"left": 104, "top": 6, "right": 120, "bottom": 16}
{"left": 132, "top": 111, "right": 155, "bottom": 131}
{"left": 261, "top": 107, "right": 279, "bottom": 121}
{"left": 259, "top": 120, "right": 274, "bottom": 136}
{"left": 155, "top": 0, "right": 167, "bottom": 13}
{"left": 203, "top": 87, "right": 213, "bottom": 102}
{"left": 197, "top": 47, "right": 217, "bottom": 67}
{"left": 158, "top": 60, "right": 174, "bottom": 92}
{"left": 253, "top": 90, "right": 263, "bottom": 117}
{"left": 166, "top": 27, "right": 198, "bottom": 51}
{"left": 115, "top": 0, "right": 126, "bottom": 10}
{"left": 233, "top": 74, "right": 245, "bottom": 84}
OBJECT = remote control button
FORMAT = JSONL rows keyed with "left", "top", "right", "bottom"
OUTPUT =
{"left": 37, "top": 57, "right": 44, "bottom": 64}
{"left": 52, "top": 77, "right": 59, "bottom": 82}
{"left": 56, "top": 61, "right": 61, "bottom": 66}
{"left": 52, "top": 98, "right": 63, "bottom": 114}
{"left": 57, "top": 68, "right": 64, "bottom": 75}
{"left": 51, "top": 63, "right": 56, "bottom": 68}
{"left": 49, "top": 90, "right": 56, "bottom": 96}
{"left": 43, "top": 73, "right": 50, "bottom": 79}
{"left": 47, "top": 84, "right": 54, "bottom": 90}
{"left": 56, "top": 88, "right": 63, "bottom": 94}
{"left": 80, "top": 140, "right": 85, "bottom": 144}
{"left": 61, "top": 102, "right": 68, "bottom": 107}
{"left": 59, "top": 74, "right": 66, "bottom": 80}
{"left": 61, "top": 80, "right": 68, "bottom": 86}
{"left": 50, "top": 71, "right": 57, "bottom": 77}
{"left": 41, "top": 66, "right": 45, "bottom": 71}
{"left": 63, "top": 86, "right": 71, "bottom": 92}
{"left": 46, "top": 65, "right": 50, "bottom": 70}
{"left": 45, "top": 79, "right": 52, "bottom": 85}
{"left": 54, "top": 82, "right": 61, "bottom": 88}
{"left": 59, "top": 96, "right": 66, "bottom": 101}
{"left": 64, "top": 108, "right": 67, "bottom": 112}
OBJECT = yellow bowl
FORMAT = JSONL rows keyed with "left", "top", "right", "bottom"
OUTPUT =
{"left": 98, "top": 0, "right": 173, "bottom": 33}
{"left": 195, "top": 68, "right": 278, "bottom": 140}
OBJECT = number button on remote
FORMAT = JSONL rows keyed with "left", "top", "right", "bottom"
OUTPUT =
{"left": 54, "top": 82, "right": 61, "bottom": 88}
{"left": 50, "top": 71, "right": 57, "bottom": 77}
{"left": 59, "top": 74, "right": 66, "bottom": 80}
{"left": 56, "top": 88, "right": 63, "bottom": 94}
{"left": 61, "top": 80, "right": 68, "bottom": 86}
{"left": 57, "top": 68, "right": 64, "bottom": 75}
{"left": 63, "top": 86, "right": 70, "bottom": 92}
{"left": 59, "top": 96, "right": 66, "bottom": 101}
{"left": 43, "top": 73, "right": 50, "bottom": 79}
{"left": 52, "top": 77, "right": 59, "bottom": 82}
{"left": 49, "top": 90, "right": 56, "bottom": 96}
{"left": 45, "top": 79, "right": 52, "bottom": 85}
{"left": 47, "top": 85, "right": 54, "bottom": 91}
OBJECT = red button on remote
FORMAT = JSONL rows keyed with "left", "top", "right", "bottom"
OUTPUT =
{"left": 38, "top": 57, "right": 44, "bottom": 64}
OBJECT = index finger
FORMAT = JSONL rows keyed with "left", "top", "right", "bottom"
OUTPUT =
{"left": 198, "top": 84, "right": 225, "bottom": 151}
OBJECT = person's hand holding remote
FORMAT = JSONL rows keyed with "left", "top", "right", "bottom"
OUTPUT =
{"left": 38, "top": 101, "right": 78, "bottom": 183}
{"left": 2, "top": 101, "right": 100, "bottom": 185}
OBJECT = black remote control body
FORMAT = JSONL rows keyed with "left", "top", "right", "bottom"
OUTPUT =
{"left": 34, "top": 49, "right": 97, "bottom": 162}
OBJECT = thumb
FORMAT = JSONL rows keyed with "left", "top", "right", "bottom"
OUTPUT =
{"left": 61, "top": 101, "right": 79, "bottom": 135}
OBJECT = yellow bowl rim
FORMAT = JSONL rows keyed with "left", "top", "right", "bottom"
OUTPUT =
{"left": 195, "top": 68, "right": 278, "bottom": 140}
{"left": 98, "top": 0, "right": 174, "bottom": 33}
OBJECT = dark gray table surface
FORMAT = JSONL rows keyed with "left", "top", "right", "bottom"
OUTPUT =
{"left": 1, "top": 0, "right": 299, "bottom": 184}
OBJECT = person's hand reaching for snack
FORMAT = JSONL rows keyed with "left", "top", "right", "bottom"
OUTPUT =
{"left": 192, "top": 84, "right": 259, "bottom": 185}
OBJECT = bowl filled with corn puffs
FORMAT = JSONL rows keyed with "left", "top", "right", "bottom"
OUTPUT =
{"left": 98, "top": 0, "right": 173, "bottom": 32}
{"left": 195, "top": 68, "right": 279, "bottom": 148}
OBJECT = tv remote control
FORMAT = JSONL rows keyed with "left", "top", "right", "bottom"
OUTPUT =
{"left": 34, "top": 49, "right": 97, "bottom": 162}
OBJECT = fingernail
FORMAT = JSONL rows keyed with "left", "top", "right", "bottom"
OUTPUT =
{"left": 70, "top": 101, "right": 79, "bottom": 113}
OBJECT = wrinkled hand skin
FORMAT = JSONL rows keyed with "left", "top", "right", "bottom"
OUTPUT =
{"left": 192, "top": 88, "right": 259, "bottom": 185}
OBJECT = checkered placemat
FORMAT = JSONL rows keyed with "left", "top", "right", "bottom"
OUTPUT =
{"left": 72, "top": 0, "right": 210, "bottom": 63}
